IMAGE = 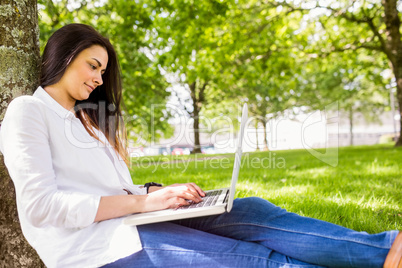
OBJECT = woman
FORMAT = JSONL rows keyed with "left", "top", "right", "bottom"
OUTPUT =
{"left": 0, "top": 23, "right": 400, "bottom": 268}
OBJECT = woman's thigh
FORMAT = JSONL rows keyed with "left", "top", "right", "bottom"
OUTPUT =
{"left": 103, "top": 222, "right": 323, "bottom": 268}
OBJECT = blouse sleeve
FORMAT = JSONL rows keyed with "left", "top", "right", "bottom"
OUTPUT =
{"left": 0, "top": 97, "right": 100, "bottom": 229}
{"left": 124, "top": 184, "right": 148, "bottom": 195}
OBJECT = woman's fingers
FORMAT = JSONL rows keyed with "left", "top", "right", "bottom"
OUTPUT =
{"left": 187, "top": 182, "right": 206, "bottom": 197}
{"left": 144, "top": 183, "right": 206, "bottom": 212}
{"left": 166, "top": 186, "right": 202, "bottom": 203}
{"left": 169, "top": 197, "right": 192, "bottom": 209}
{"left": 168, "top": 183, "right": 205, "bottom": 199}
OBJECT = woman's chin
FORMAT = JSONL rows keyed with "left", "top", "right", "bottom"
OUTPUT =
{"left": 82, "top": 91, "right": 92, "bottom": 100}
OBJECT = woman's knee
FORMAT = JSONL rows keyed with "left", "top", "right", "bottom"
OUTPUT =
{"left": 233, "top": 197, "right": 287, "bottom": 217}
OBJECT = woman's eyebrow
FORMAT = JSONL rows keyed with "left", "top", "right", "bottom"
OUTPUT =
{"left": 91, "top": 57, "right": 106, "bottom": 72}
{"left": 91, "top": 58, "right": 103, "bottom": 67}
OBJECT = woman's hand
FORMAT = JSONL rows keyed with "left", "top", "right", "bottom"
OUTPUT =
{"left": 142, "top": 183, "right": 206, "bottom": 212}
{"left": 94, "top": 183, "right": 206, "bottom": 222}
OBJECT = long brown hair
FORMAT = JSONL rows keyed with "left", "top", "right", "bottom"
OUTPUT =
{"left": 40, "top": 23, "right": 128, "bottom": 162}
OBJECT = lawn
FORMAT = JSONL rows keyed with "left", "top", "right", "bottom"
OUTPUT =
{"left": 130, "top": 144, "right": 402, "bottom": 233}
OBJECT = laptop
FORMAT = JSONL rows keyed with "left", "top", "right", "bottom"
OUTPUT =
{"left": 123, "top": 103, "right": 248, "bottom": 226}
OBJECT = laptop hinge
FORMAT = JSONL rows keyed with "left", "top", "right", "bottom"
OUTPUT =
{"left": 223, "top": 190, "right": 230, "bottom": 204}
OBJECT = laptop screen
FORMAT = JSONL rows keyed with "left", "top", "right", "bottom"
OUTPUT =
{"left": 227, "top": 103, "right": 248, "bottom": 212}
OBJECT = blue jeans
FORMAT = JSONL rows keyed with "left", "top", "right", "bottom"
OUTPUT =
{"left": 103, "top": 197, "right": 398, "bottom": 267}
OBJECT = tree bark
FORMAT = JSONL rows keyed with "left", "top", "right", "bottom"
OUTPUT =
{"left": 382, "top": 0, "right": 402, "bottom": 146}
{"left": 192, "top": 112, "right": 202, "bottom": 154}
{"left": 189, "top": 80, "right": 207, "bottom": 154}
{"left": 0, "top": 0, "right": 43, "bottom": 266}
{"left": 261, "top": 118, "right": 269, "bottom": 151}
{"left": 255, "top": 119, "right": 260, "bottom": 151}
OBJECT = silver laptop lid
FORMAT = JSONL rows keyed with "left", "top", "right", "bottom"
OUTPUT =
{"left": 226, "top": 103, "right": 248, "bottom": 212}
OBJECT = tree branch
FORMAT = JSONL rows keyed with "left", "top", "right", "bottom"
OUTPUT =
{"left": 366, "top": 18, "right": 387, "bottom": 52}
{"left": 198, "top": 81, "right": 208, "bottom": 104}
{"left": 333, "top": 42, "right": 383, "bottom": 53}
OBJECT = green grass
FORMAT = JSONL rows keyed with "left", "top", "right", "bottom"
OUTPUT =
{"left": 129, "top": 144, "right": 402, "bottom": 233}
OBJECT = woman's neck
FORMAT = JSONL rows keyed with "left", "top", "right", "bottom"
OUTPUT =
{"left": 43, "top": 85, "right": 76, "bottom": 112}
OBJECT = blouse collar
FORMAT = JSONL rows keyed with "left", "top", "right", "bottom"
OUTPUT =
{"left": 33, "top": 86, "right": 76, "bottom": 120}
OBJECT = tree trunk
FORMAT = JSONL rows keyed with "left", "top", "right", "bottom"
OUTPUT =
{"left": 396, "top": 81, "right": 402, "bottom": 146}
{"left": 192, "top": 110, "right": 202, "bottom": 154}
{"left": 189, "top": 81, "right": 201, "bottom": 153}
{"left": 382, "top": 0, "right": 402, "bottom": 146}
{"left": 0, "top": 0, "right": 43, "bottom": 266}
{"left": 261, "top": 119, "right": 269, "bottom": 151}
{"left": 255, "top": 119, "right": 259, "bottom": 151}
{"left": 189, "top": 81, "right": 207, "bottom": 154}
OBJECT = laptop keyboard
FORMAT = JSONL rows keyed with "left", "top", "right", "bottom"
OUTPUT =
{"left": 178, "top": 190, "right": 223, "bottom": 210}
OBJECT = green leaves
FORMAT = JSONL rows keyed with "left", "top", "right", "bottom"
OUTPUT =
{"left": 38, "top": 0, "right": 400, "bottom": 147}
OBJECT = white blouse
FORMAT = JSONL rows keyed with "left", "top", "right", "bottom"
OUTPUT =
{"left": 0, "top": 87, "right": 146, "bottom": 267}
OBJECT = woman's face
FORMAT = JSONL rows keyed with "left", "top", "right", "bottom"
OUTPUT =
{"left": 56, "top": 45, "right": 109, "bottom": 106}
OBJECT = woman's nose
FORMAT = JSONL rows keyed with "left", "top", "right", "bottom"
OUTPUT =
{"left": 94, "top": 72, "right": 103, "bottom": 86}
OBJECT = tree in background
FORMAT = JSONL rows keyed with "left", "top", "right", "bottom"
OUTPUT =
{"left": 0, "top": 0, "right": 44, "bottom": 266}
{"left": 295, "top": 44, "right": 390, "bottom": 145}
{"left": 35, "top": 0, "right": 401, "bottom": 150}
{"left": 283, "top": 0, "right": 402, "bottom": 146}
{"left": 151, "top": 0, "right": 398, "bottom": 151}
{"left": 149, "top": 0, "right": 234, "bottom": 153}
{"left": 225, "top": 2, "right": 304, "bottom": 150}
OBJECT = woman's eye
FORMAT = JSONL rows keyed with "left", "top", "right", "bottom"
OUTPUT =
{"left": 89, "top": 64, "right": 96, "bottom": 70}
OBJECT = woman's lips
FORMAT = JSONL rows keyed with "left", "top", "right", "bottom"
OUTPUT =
{"left": 85, "top": 84, "right": 95, "bottom": 91}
